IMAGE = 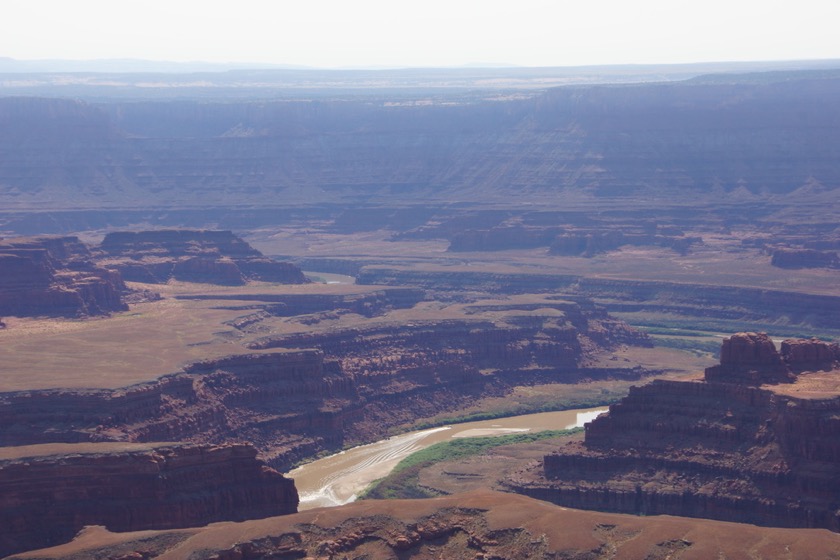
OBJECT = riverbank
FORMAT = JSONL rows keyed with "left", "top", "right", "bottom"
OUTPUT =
{"left": 288, "top": 406, "right": 607, "bottom": 510}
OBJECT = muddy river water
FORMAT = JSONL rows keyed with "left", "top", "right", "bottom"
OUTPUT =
{"left": 287, "top": 406, "right": 608, "bottom": 510}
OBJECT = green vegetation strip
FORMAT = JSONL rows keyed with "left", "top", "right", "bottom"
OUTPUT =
{"left": 361, "top": 428, "right": 581, "bottom": 500}
{"left": 650, "top": 336, "right": 722, "bottom": 356}
{"left": 618, "top": 314, "right": 840, "bottom": 341}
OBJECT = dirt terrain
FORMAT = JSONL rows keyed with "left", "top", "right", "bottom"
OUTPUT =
{"left": 12, "top": 490, "right": 840, "bottom": 560}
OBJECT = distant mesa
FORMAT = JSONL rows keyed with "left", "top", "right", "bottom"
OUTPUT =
{"left": 440, "top": 223, "right": 701, "bottom": 256}
{"left": 508, "top": 332, "right": 840, "bottom": 531}
{"left": 0, "top": 230, "right": 308, "bottom": 318}
{"left": 96, "top": 229, "right": 308, "bottom": 286}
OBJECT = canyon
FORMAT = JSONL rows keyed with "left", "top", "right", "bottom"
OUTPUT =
{"left": 2, "top": 63, "right": 840, "bottom": 558}
{"left": 0, "top": 296, "right": 652, "bottom": 468}
{"left": 0, "top": 294, "right": 659, "bottom": 556}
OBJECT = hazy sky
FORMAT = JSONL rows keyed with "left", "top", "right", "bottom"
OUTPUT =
{"left": 3, "top": 0, "right": 840, "bottom": 68}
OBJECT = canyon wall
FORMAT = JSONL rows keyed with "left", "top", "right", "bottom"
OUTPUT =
{"left": 508, "top": 333, "right": 840, "bottom": 531}
{"left": 0, "top": 299, "right": 649, "bottom": 470}
{"left": 1, "top": 73, "right": 839, "bottom": 214}
{"left": 0, "top": 442, "right": 298, "bottom": 557}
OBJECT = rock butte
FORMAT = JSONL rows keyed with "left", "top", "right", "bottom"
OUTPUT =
{"left": 508, "top": 333, "right": 840, "bottom": 531}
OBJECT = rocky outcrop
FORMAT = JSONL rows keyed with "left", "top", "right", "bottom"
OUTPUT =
{"left": 704, "top": 332, "right": 793, "bottom": 384}
{"left": 0, "top": 236, "right": 127, "bottom": 317}
{"left": 508, "top": 333, "right": 840, "bottom": 531}
{"left": 781, "top": 337, "right": 840, "bottom": 370}
{"left": 96, "top": 230, "right": 307, "bottom": 285}
{"left": 0, "top": 442, "right": 298, "bottom": 557}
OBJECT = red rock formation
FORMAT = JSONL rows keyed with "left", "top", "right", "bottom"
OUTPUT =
{"left": 96, "top": 229, "right": 308, "bottom": 285}
{"left": 507, "top": 333, "right": 840, "bottom": 531}
{"left": 0, "top": 442, "right": 298, "bottom": 557}
{"left": 0, "top": 236, "right": 128, "bottom": 317}
{"left": 704, "top": 332, "right": 793, "bottom": 385}
{"left": 781, "top": 337, "right": 840, "bottom": 371}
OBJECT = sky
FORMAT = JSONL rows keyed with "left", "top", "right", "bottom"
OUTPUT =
{"left": 3, "top": 0, "right": 840, "bottom": 69}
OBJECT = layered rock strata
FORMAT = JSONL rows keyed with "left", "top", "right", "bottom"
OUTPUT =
{"left": 508, "top": 333, "right": 840, "bottom": 531}
{"left": 0, "top": 442, "right": 298, "bottom": 557}
{"left": 0, "top": 301, "right": 649, "bottom": 470}
{"left": 96, "top": 230, "right": 307, "bottom": 285}
{"left": 3, "top": 74, "right": 840, "bottom": 209}
{"left": 0, "top": 236, "right": 127, "bottom": 317}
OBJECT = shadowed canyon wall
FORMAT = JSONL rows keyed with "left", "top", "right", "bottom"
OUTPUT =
{"left": 0, "top": 443, "right": 298, "bottom": 557}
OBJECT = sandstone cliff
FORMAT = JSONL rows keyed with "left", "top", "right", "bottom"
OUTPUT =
{"left": 0, "top": 236, "right": 127, "bottom": 317}
{"left": 0, "top": 442, "right": 298, "bottom": 557}
{"left": 96, "top": 230, "right": 308, "bottom": 285}
{"left": 508, "top": 333, "right": 840, "bottom": 531}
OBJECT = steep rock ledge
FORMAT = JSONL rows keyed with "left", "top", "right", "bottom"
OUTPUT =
{"left": 0, "top": 442, "right": 298, "bottom": 558}
{"left": 507, "top": 333, "right": 840, "bottom": 531}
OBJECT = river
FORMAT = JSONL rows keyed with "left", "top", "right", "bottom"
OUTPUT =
{"left": 286, "top": 406, "right": 608, "bottom": 510}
